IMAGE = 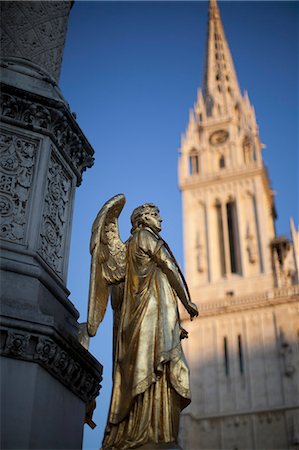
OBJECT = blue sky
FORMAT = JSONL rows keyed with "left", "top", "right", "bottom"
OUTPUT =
{"left": 60, "top": 2, "right": 298, "bottom": 448}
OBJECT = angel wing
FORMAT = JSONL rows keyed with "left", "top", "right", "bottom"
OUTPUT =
{"left": 87, "top": 194, "right": 126, "bottom": 337}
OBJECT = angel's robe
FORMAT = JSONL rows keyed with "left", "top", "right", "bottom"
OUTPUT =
{"left": 102, "top": 226, "right": 191, "bottom": 449}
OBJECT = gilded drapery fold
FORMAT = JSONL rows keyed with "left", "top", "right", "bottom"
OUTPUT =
{"left": 103, "top": 228, "right": 191, "bottom": 449}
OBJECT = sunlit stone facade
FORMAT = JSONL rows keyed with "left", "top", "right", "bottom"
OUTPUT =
{"left": 178, "top": 1, "right": 299, "bottom": 448}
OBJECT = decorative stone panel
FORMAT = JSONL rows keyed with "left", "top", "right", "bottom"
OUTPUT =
{"left": 0, "top": 88, "right": 94, "bottom": 185}
{"left": 4, "top": 331, "right": 30, "bottom": 356}
{"left": 0, "top": 1, "right": 72, "bottom": 81}
{"left": 0, "top": 132, "right": 38, "bottom": 243}
{"left": 38, "top": 147, "right": 72, "bottom": 277}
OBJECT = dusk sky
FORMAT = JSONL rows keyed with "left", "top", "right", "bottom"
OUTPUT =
{"left": 59, "top": 2, "right": 298, "bottom": 448}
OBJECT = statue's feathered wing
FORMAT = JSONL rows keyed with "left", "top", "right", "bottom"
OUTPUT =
{"left": 87, "top": 194, "right": 126, "bottom": 337}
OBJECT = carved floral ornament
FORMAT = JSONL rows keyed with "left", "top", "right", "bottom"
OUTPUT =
{"left": 0, "top": 133, "right": 37, "bottom": 243}
{"left": 1, "top": 329, "right": 102, "bottom": 404}
{"left": 0, "top": 90, "right": 94, "bottom": 185}
{"left": 38, "top": 150, "right": 71, "bottom": 276}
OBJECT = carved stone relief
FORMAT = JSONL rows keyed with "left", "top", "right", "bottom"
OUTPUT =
{"left": 5, "top": 331, "right": 30, "bottom": 356}
{"left": 0, "top": 92, "right": 94, "bottom": 185}
{"left": 0, "top": 1, "right": 72, "bottom": 81}
{"left": 271, "top": 237, "right": 297, "bottom": 288}
{"left": 0, "top": 133, "right": 37, "bottom": 243}
{"left": 38, "top": 147, "right": 72, "bottom": 277}
{"left": 279, "top": 330, "right": 295, "bottom": 377}
{"left": 1, "top": 330, "right": 102, "bottom": 404}
{"left": 246, "top": 223, "right": 258, "bottom": 264}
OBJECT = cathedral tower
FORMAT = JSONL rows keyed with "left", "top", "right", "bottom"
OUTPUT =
{"left": 179, "top": 0, "right": 277, "bottom": 301}
{"left": 179, "top": 2, "right": 299, "bottom": 449}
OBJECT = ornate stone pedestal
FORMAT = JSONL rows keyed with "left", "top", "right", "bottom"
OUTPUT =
{"left": 0, "top": 2, "right": 102, "bottom": 449}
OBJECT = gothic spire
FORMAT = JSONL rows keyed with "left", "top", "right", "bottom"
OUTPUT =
{"left": 203, "top": 0, "right": 241, "bottom": 116}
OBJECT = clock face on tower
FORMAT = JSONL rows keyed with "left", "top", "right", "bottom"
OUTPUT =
{"left": 209, "top": 129, "right": 229, "bottom": 145}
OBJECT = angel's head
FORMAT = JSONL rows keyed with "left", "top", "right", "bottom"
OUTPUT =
{"left": 131, "top": 203, "right": 163, "bottom": 234}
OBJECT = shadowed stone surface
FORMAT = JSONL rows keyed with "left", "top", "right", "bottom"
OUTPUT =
{"left": 0, "top": 2, "right": 102, "bottom": 449}
{"left": 137, "top": 443, "right": 183, "bottom": 449}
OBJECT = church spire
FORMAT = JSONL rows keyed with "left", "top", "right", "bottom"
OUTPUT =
{"left": 203, "top": 0, "right": 241, "bottom": 116}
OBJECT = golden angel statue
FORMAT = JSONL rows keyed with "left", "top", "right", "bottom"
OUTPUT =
{"left": 87, "top": 194, "right": 198, "bottom": 449}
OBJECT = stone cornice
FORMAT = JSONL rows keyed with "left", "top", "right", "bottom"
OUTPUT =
{"left": 179, "top": 164, "right": 265, "bottom": 191}
{"left": 197, "top": 115, "right": 233, "bottom": 131}
{"left": 0, "top": 83, "right": 94, "bottom": 186}
{"left": 0, "top": 317, "right": 103, "bottom": 404}
{"left": 181, "top": 285, "right": 299, "bottom": 320}
{"left": 182, "top": 403, "right": 299, "bottom": 423}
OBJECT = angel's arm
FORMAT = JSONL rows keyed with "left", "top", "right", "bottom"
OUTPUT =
{"left": 139, "top": 230, "right": 197, "bottom": 316}
{"left": 156, "top": 246, "right": 195, "bottom": 315}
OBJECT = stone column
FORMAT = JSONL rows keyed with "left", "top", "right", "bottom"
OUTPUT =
{"left": 0, "top": 2, "right": 103, "bottom": 449}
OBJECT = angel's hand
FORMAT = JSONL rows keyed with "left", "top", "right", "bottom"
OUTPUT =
{"left": 187, "top": 302, "right": 199, "bottom": 321}
{"left": 180, "top": 327, "right": 189, "bottom": 340}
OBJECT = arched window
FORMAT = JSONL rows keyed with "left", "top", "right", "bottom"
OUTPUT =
{"left": 243, "top": 137, "right": 253, "bottom": 163}
{"left": 189, "top": 150, "right": 199, "bottom": 175}
{"left": 219, "top": 155, "right": 225, "bottom": 168}
{"left": 226, "top": 199, "right": 242, "bottom": 274}
{"left": 215, "top": 200, "right": 226, "bottom": 276}
{"left": 206, "top": 95, "right": 214, "bottom": 117}
{"left": 252, "top": 143, "right": 257, "bottom": 161}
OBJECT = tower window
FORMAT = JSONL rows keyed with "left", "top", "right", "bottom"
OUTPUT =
{"left": 219, "top": 155, "right": 225, "bottom": 168}
{"left": 253, "top": 145, "right": 257, "bottom": 161}
{"left": 226, "top": 200, "right": 241, "bottom": 274}
{"left": 243, "top": 137, "right": 253, "bottom": 163}
{"left": 189, "top": 151, "right": 199, "bottom": 175}
{"left": 218, "top": 85, "right": 222, "bottom": 92}
{"left": 224, "top": 337, "right": 229, "bottom": 375}
{"left": 226, "top": 75, "right": 230, "bottom": 81}
{"left": 238, "top": 335, "right": 244, "bottom": 373}
{"left": 216, "top": 201, "right": 226, "bottom": 276}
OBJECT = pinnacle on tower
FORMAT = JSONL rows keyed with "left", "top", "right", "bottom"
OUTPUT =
{"left": 203, "top": 0, "right": 241, "bottom": 116}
